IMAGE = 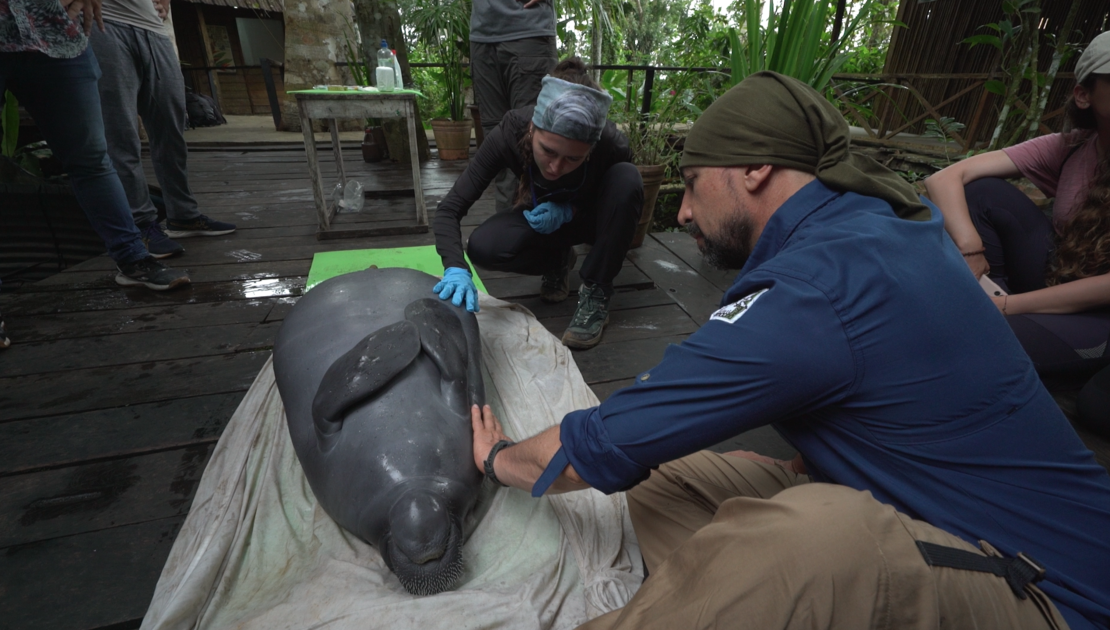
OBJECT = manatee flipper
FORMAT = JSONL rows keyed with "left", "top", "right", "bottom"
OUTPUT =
{"left": 311, "top": 319, "right": 420, "bottom": 436}
{"left": 404, "top": 299, "right": 467, "bottom": 382}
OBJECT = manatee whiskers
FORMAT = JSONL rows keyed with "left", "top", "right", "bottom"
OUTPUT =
{"left": 385, "top": 521, "right": 466, "bottom": 596}
{"left": 395, "top": 553, "right": 465, "bottom": 596}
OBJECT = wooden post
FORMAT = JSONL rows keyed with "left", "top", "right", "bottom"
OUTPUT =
{"left": 195, "top": 6, "right": 224, "bottom": 110}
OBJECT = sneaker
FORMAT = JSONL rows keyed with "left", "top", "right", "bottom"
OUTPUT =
{"left": 540, "top": 248, "right": 577, "bottom": 303}
{"left": 561, "top": 282, "right": 610, "bottom": 350}
{"left": 165, "top": 214, "right": 236, "bottom": 238}
{"left": 0, "top": 308, "right": 10, "bottom": 349}
{"left": 115, "top": 257, "right": 191, "bottom": 291}
{"left": 140, "top": 221, "right": 184, "bottom": 259}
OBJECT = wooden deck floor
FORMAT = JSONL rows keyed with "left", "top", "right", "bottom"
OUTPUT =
{"left": 1, "top": 143, "right": 1106, "bottom": 630}
{"left": 0, "top": 144, "right": 793, "bottom": 630}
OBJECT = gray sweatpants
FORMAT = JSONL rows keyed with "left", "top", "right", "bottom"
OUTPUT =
{"left": 90, "top": 21, "right": 200, "bottom": 227}
{"left": 470, "top": 36, "right": 557, "bottom": 213}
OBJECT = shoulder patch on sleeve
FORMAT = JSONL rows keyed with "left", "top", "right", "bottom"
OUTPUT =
{"left": 710, "top": 288, "right": 769, "bottom": 324}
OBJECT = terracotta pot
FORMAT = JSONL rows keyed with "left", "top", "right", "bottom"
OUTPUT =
{"left": 631, "top": 164, "right": 667, "bottom": 249}
{"left": 361, "top": 126, "right": 387, "bottom": 162}
{"left": 430, "top": 118, "right": 473, "bottom": 161}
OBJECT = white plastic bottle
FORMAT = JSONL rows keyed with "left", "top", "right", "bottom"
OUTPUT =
{"left": 391, "top": 49, "right": 403, "bottom": 89}
{"left": 375, "top": 40, "right": 395, "bottom": 92}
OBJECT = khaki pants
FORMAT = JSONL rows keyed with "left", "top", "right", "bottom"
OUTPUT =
{"left": 581, "top": 451, "right": 1068, "bottom": 630}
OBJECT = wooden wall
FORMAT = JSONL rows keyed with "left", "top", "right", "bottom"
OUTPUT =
{"left": 170, "top": 0, "right": 284, "bottom": 116}
{"left": 875, "top": 0, "right": 1110, "bottom": 145}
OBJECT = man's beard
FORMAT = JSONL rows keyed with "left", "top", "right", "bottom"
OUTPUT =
{"left": 687, "top": 212, "right": 756, "bottom": 270}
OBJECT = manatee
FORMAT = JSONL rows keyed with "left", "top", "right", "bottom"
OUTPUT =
{"left": 273, "top": 267, "right": 488, "bottom": 596}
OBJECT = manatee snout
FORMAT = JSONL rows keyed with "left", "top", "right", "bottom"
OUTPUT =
{"left": 383, "top": 492, "right": 465, "bottom": 596}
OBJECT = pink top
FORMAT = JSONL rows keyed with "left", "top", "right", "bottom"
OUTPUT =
{"left": 1002, "top": 130, "right": 1100, "bottom": 232}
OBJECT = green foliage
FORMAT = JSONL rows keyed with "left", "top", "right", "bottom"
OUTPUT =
{"left": 341, "top": 18, "right": 370, "bottom": 88}
{"left": 2, "top": 91, "right": 18, "bottom": 158}
{"left": 727, "top": 0, "right": 883, "bottom": 91}
{"left": 923, "top": 116, "right": 966, "bottom": 164}
{"left": 959, "top": 0, "right": 1077, "bottom": 150}
{"left": 406, "top": 0, "right": 470, "bottom": 120}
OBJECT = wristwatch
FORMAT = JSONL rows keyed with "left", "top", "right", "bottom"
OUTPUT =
{"left": 484, "top": 439, "right": 514, "bottom": 487}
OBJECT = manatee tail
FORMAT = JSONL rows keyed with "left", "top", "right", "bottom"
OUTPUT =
{"left": 383, "top": 492, "right": 465, "bottom": 596}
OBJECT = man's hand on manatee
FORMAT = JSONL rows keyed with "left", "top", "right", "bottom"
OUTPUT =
{"left": 433, "top": 267, "right": 480, "bottom": 313}
{"left": 472, "top": 404, "right": 510, "bottom": 474}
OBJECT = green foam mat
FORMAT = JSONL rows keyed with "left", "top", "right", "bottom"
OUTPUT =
{"left": 306, "top": 246, "right": 486, "bottom": 293}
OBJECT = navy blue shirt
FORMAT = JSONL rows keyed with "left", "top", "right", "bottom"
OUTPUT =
{"left": 541, "top": 180, "right": 1110, "bottom": 630}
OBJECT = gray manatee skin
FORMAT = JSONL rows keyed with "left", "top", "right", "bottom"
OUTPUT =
{"left": 273, "top": 267, "right": 485, "bottom": 596}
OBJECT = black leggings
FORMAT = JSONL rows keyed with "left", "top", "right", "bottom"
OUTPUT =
{"left": 466, "top": 162, "right": 643, "bottom": 294}
{"left": 966, "top": 178, "right": 1110, "bottom": 379}
{"left": 967, "top": 178, "right": 1110, "bottom": 435}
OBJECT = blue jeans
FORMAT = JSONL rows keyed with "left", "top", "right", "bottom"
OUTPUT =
{"left": 0, "top": 47, "right": 148, "bottom": 267}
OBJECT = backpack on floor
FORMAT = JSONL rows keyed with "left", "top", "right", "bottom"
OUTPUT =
{"left": 185, "top": 88, "right": 227, "bottom": 128}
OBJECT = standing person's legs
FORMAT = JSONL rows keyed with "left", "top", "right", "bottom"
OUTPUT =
{"left": 0, "top": 49, "right": 188, "bottom": 291}
{"left": 132, "top": 27, "right": 203, "bottom": 225}
{"left": 89, "top": 23, "right": 161, "bottom": 227}
{"left": 581, "top": 451, "right": 1065, "bottom": 630}
{"left": 0, "top": 49, "right": 148, "bottom": 266}
{"left": 470, "top": 37, "right": 556, "bottom": 213}
{"left": 964, "top": 177, "right": 1055, "bottom": 294}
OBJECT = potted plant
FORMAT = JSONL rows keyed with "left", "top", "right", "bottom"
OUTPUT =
{"left": 409, "top": 0, "right": 472, "bottom": 160}
{"left": 604, "top": 73, "right": 693, "bottom": 248}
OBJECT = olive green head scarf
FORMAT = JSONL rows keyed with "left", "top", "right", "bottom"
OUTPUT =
{"left": 680, "top": 71, "right": 926, "bottom": 217}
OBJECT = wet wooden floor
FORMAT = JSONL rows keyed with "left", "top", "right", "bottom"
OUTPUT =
{"left": 0, "top": 142, "right": 793, "bottom": 630}
{"left": 1, "top": 143, "right": 1106, "bottom": 630}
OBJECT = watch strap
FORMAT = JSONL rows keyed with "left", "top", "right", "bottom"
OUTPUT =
{"left": 484, "top": 439, "right": 514, "bottom": 487}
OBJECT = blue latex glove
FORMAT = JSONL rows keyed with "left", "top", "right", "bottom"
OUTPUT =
{"left": 433, "top": 267, "right": 480, "bottom": 312}
{"left": 523, "top": 200, "right": 574, "bottom": 234}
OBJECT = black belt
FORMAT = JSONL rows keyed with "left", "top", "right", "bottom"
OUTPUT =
{"left": 916, "top": 541, "right": 1046, "bottom": 599}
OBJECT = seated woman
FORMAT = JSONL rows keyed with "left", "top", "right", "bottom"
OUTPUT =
{"left": 431, "top": 58, "right": 643, "bottom": 350}
{"left": 925, "top": 31, "right": 1110, "bottom": 439}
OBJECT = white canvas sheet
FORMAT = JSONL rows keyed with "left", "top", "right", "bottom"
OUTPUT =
{"left": 141, "top": 295, "right": 643, "bottom": 630}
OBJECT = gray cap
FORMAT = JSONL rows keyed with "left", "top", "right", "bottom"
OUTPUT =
{"left": 532, "top": 76, "right": 613, "bottom": 144}
{"left": 1076, "top": 31, "right": 1110, "bottom": 84}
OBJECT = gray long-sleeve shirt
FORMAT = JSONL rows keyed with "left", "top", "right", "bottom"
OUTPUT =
{"left": 470, "top": 0, "right": 555, "bottom": 43}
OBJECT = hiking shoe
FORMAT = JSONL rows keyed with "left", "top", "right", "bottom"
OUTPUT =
{"left": 561, "top": 282, "right": 610, "bottom": 350}
{"left": 115, "top": 257, "right": 191, "bottom": 291}
{"left": 165, "top": 214, "right": 237, "bottom": 237}
{"left": 140, "top": 221, "right": 184, "bottom": 259}
{"left": 540, "top": 248, "right": 577, "bottom": 303}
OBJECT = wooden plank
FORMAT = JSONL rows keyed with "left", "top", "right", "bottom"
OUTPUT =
{"left": 7, "top": 299, "right": 281, "bottom": 343}
{"left": 4, "top": 322, "right": 276, "bottom": 377}
{"left": 627, "top": 236, "right": 725, "bottom": 326}
{"left": 570, "top": 335, "right": 687, "bottom": 384}
{"left": 2, "top": 277, "right": 306, "bottom": 317}
{"left": 63, "top": 230, "right": 439, "bottom": 272}
{"left": 0, "top": 393, "right": 242, "bottom": 475}
{"left": 484, "top": 265, "right": 654, "bottom": 301}
{"left": 0, "top": 516, "right": 184, "bottom": 630}
{"left": 651, "top": 231, "right": 739, "bottom": 293}
{"left": 0, "top": 351, "right": 270, "bottom": 422}
{"left": 0, "top": 444, "right": 214, "bottom": 547}
{"left": 540, "top": 304, "right": 698, "bottom": 345}
{"left": 25, "top": 260, "right": 312, "bottom": 291}
{"left": 515, "top": 286, "right": 676, "bottom": 320}
{"left": 590, "top": 378, "right": 634, "bottom": 403}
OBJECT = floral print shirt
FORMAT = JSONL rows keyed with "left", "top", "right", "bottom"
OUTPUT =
{"left": 0, "top": 0, "right": 87, "bottom": 58}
